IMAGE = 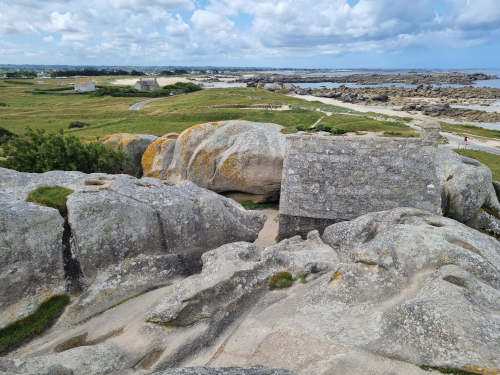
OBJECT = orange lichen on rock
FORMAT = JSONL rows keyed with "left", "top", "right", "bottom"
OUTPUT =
{"left": 102, "top": 133, "right": 141, "bottom": 151}
{"left": 463, "top": 365, "right": 500, "bottom": 375}
{"left": 330, "top": 270, "right": 342, "bottom": 282}
{"left": 142, "top": 134, "right": 178, "bottom": 178}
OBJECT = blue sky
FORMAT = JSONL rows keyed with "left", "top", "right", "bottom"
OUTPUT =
{"left": 1, "top": 0, "right": 499, "bottom": 68}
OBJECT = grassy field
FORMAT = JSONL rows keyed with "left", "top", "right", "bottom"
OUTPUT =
{"left": 440, "top": 121, "right": 500, "bottom": 139}
{"left": 1, "top": 77, "right": 420, "bottom": 140}
{"left": 454, "top": 149, "right": 500, "bottom": 181}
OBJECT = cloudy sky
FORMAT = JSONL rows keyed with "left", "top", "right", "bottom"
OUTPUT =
{"left": 1, "top": 0, "right": 499, "bottom": 68}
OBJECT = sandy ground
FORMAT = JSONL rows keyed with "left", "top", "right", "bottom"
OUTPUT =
{"left": 113, "top": 77, "right": 193, "bottom": 86}
{"left": 254, "top": 209, "right": 279, "bottom": 246}
{"left": 294, "top": 94, "right": 500, "bottom": 152}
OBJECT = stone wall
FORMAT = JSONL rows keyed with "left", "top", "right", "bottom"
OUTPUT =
{"left": 278, "top": 134, "right": 441, "bottom": 239}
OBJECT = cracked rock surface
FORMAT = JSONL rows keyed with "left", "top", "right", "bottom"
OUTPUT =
{"left": 0, "top": 168, "right": 265, "bottom": 325}
{"left": 6, "top": 208, "right": 499, "bottom": 375}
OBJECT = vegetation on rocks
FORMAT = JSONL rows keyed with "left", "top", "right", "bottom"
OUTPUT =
{"left": 26, "top": 186, "right": 74, "bottom": 216}
{"left": 268, "top": 271, "right": 294, "bottom": 290}
{"left": 241, "top": 200, "right": 279, "bottom": 210}
{"left": 419, "top": 365, "right": 478, "bottom": 375}
{"left": 0, "top": 295, "right": 69, "bottom": 355}
{"left": 0, "top": 128, "right": 132, "bottom": 174}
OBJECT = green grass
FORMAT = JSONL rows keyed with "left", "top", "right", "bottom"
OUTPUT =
{"left": 319, "top": 114, "right": 419, "bottom": 137}
{"left": 26, "top": 186, "right": 74, "bottom": 216}
{"left": 0, "top": 295, "right": 70, "bottom": 354}
{"left": 241, "top": 200, "right": 279, "bottom": 210}
{"left": 0, "top": 79, "right": 420, "bottom": 140}
{"left": 441, "top": 122, "right": 500, "bottom": 139}
{"left": 454, "top": 149, "right": 500, "bottom": 181}
{"left": 268, "top": 271, "right": 294, "bottom": 290}
{"left": 419, "top": 365, "right": 477, "bottom": 375}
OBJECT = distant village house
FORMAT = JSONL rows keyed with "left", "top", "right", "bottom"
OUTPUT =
{"left": 134, "top": 78, "right": 160, "bottom": 91}
{"left": 74, "top": 76, "right": 96, "bottom": 92}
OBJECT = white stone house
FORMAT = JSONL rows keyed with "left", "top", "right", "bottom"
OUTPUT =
{"left": 134, "top": 78, "right": 160, "bottom": 91}
{"left": 74, "top": 77, "right": 96, "bottom": 92}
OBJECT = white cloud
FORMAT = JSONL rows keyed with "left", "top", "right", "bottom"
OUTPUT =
{"left": 0, "top": 0, "right": 499, "bottom": 64}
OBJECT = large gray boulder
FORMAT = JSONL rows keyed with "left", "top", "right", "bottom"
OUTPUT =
{"left": 102, "top": 133, "right": 158, "bottom": 176}
{"left": 436, "top": 147, "right": 500, "bottom": 222}
{"left": 0, "top": 192, "right": 66, "bottom": 329}
{"left": 166, "top": 121, "right": 286, "bottom": 199}
{"left": 0, "top": 168, "right": 265, "bottom": 323}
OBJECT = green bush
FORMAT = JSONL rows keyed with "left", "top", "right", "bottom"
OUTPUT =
{"left": 0, "top": 126, "right": 17, "bottom": 145}
{"left": 26, "top": 186, "right": 74, "bottom": 216}
{"left": 295, "top": 124, "right": 348, "bottom": 135}
{"left": 0, "top": 295, "right": 69, "bottom": 354}
{"left": 0, "top": 128, "right": 132, "bottom": 174}
{"left": 93, "top": 82, "right": 202, "bottom": 98}
{"left": 0, "top": 102, "right": 8, "bottom": 107}
{"left": 268, "top": 271, "right": 294, "bottom": 290}
{"left": 68, "top": 121, "right": 90, "bottom": 129}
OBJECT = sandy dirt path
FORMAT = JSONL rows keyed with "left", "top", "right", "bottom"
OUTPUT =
{"left": 254, "top": 209, "right": 279, "bottom": 246}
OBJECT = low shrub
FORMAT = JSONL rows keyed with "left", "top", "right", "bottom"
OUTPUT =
{"left": 0, "top": 128, "right": 132, "bottom": 174}
{"left": 93, "top": 82, "right": 202, "bottom": 98}
{"left": 0, "top": 126, "right": 17, "bottom": 145}
{"left": 295, "top": 124, "right": 348, "bottom": 135}
{"left": 0, "top": 295, "right": 70, "bottom": 354}
{"left": 241, "top": 200, "right": 279, "bottom": 210}
{"left": 68, "top": 121, "right": 91, "bottom": 129}
{"left": 0, "top": 102, "right": 8, "bottom": 107}
{"left": 268, "top": 271, "right": 294, "bottom": 290}
{"left": 26, "top": 186, "right": 74, "bottom": 216}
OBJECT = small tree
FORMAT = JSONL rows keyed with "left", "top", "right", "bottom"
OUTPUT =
{"left": 0, "top": 128, "right": 132, "bottom": 174}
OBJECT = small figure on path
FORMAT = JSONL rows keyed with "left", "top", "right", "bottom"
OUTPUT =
{"left": 464, "top": 135, "right": 469, "bottom": 149}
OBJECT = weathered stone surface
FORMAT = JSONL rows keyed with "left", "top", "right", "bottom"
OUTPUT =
{"left": 166, "top": 120, "right": 286, "bottom": 197}
{"left": 0, "top": 168, "right": 265, "bottom": 322}
{"left": 0, "top": 192, "right": 66, "bottom": 329}
{"left": 467, "top": 210, "right": 500, "bottom": 237}
{"left": 67, "top": 177, "right": 265, "bottom": 282}
{"left": 152, "top": 367, "right": 296, "bottom": 375}
{"left": 12, "top": 343, "right": 131, "bottom": 375}
{"left": 63, "top": 254, "right": 188, "bottom": 323}
{"left": 279, "top": 134, "right": 441, "bottom": 239}
{"left": 7, "top": 208, "right": 499, "bottom": 375}
{"left": 102, "top": 133, "right": 158, "bottom": 176}
{"left": 141, "top": 133, "right": 178, "bottom": 179}
{"left": 436, "top": 146, "right": 500, "bottom": 222}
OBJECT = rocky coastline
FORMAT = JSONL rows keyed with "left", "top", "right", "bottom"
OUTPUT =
{"left": 242, "top": 72, "right": 498, "bottom": 86}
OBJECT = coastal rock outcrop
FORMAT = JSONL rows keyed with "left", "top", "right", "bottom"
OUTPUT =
{"left": 166, "top": 120, "right": 287, "bottom": 199}
{"left": 0, "top": 192, "right": 66, "bottom": 329}
{"left": 0, "top": 167, "right": 265, "bottom": 323}
{"left": 102, "top": 133, "right": 158, "bottom": 176}
{"left": 141, "top": 133, "right": 178, "bottom": 179}
{"left": 9, "top": 208, "right": 499, "bottom": 375}
{"left": 436, "top": 146, "right": 500, "bottom": 222}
